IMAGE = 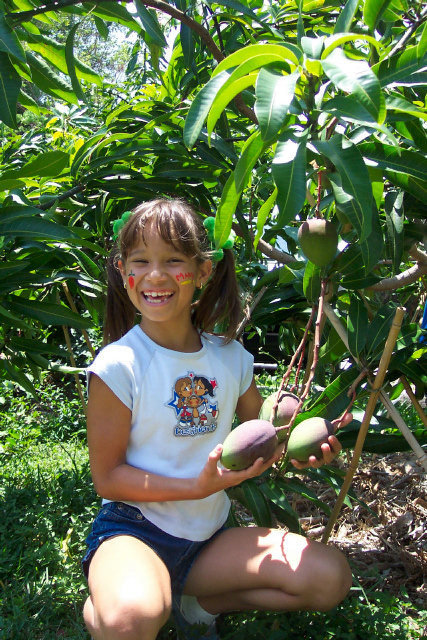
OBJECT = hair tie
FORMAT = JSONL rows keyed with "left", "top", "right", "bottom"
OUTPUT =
{"left": 203, "top": 217, "right": 235, "bottom": 262}
{"left": 112, "top": 210, "right": 133, "bottom": 241}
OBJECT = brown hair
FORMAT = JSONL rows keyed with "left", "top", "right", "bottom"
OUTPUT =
{"left": 103, "top": 198, "right": 243, "bottom": 344}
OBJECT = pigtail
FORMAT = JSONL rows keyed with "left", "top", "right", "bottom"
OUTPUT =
{"left": 193, "top": 249, "right": 244, "bottom": 341}
{"left": 103, "top": 249, "right": 137, "bottom": 345}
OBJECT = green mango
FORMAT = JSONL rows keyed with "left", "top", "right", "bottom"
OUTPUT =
{"left": 298, "top": 219, "right": 338, "bottom": 267}
{"left": 259, "top": 391, "right": 300, "bottom": 442}
{"left": 221, "top": 419, "right": 278, "bottom": 471}
{"left": 287, "top": 417, "right": 335, "bottom": 462}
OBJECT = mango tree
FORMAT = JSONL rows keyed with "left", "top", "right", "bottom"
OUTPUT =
{"left": 0, "top": 0, "right": 425, "bottom": 526}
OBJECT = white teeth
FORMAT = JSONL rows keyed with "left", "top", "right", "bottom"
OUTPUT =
{"left": 143, "top": 291, "right": 173, "bottom": 303}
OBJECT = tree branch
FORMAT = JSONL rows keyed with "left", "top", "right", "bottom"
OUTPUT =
{"left": 368, "top": 262, "right": 427, "bottom": 291}
{"left": 385, "top": 4, "right": 427, "bottom": 60}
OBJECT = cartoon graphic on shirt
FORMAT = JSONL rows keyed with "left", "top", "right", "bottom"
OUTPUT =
{"left": 167, "top": 372, "right": 218, "bottom": 436}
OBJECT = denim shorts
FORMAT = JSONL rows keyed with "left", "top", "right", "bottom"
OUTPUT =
{"left": 82, "top": 501, "right": 226, "bottom": 597}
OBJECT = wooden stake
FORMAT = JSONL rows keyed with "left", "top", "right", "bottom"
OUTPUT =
{"left": 399, "top": 375, "right": 427, "bottom": 428}
{"left": 321, "top": 306, "right": 405, "bottom": 543}
{"left": 324, "top": 302, "right": 427, "bottom": 472}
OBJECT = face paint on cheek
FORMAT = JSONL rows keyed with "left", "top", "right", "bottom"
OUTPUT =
{"left": 128, "top": 270, "right": 136, "bottom": 289}
{"left": 176, "top": 272, "right": 194, "bottom": 286}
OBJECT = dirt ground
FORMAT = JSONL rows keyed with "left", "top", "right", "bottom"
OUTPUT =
{"left": 295, "top": 451, "right": 426, "bottom": 611}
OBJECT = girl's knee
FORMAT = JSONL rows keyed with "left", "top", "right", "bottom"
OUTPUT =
{"left": 308, "top": 546, "right": 352, "bottom": 610}
{"left": 89, "top": 594, "right": 171, "bottom": 640}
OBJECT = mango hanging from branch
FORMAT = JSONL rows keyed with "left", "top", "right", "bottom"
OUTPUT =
{"left": 298, "top": 219, "right": 338, "bottom": 267}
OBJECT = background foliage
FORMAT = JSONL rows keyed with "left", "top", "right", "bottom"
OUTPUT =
{"left": 0, "top": 0, "right": 426, "bottom": 634}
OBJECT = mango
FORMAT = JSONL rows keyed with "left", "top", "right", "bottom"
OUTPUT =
{"left": 297, "top": 219, "right": 338, "bottom": 267}
{"left": 287, "top": 417, "right": 335, "bottom": 462}
{"left": 221, "top": 419, "right": 278, "bottom": 470}
{"left": 259, "top": 391, "right": 300, "bottom": 442}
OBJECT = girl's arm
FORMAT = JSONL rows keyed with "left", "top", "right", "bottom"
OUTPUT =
{"left": 87, "top": 374, "right": 274, "bottom": 502}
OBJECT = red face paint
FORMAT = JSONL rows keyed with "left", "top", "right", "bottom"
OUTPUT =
{"left": 176, "top": 271, "right": 194, "bottom": 285}
{"left": 128, "top": 270, "right": 136, "bottom": 289}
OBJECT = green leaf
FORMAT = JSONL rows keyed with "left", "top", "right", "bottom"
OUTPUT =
{"left": 134, "top": 0, "right": 167, "bottom": 47}
{"left": 300, "top": 367, "right": 360, "bottom": 422}
{"left": 373, "top": 46, "right": 426, "bottom": 87}
{"left": 0, "top": 303, "right": 33, "bottom": 330}
{"left": 278, "top": 476, "right": 331, "bottom": 514}
{"left": 0, "top": 51, "right": 21, "bottom": 128}
{"left": 85, "top": 1, "right": 142, "bottom": 33}
{"left": 255, "top": 69, "right": 299, "bottom": 144}
{"left": 65, "top": 23, "right": 86, "bottom": 104}
{"left": 365, "top": 304, "right": 397, "bottom": 363}
{"left": 334, "top": 0, "right": 360, "bottom": 33}
{"left": 9, "top": 337, "right": 68, "bottom": 357}
{"left": 242, "top": 479, "right": 273, "bottom": 527}
{"left": 314, "top": 137, "right": 373, "bottom": 242}
{"left": 358, "top": 203, "right": 384, "bottom": 275}
{"left": 384, "top": 190, "right": 404, "bottom": 274}
{"left": 322, "top": 48, "right": 385, "bottom": 124}
{"left": 1, "top": 150, "right": 69, "bottom": 178}
{"left": 7, "top": 297, "right": 92, "bottom": 328}
{"left": 254, "top": 188, "right": 277, "bottom": 250}
{"left": 234, "top": 131, "right": 265, "bottom": 193}
{"left": 303, "top": 261, "right": 321, "bottom": 303}
{"left": 386, "top": 171, "right": 426, "bottom": 204}
{"left": 363, "top": 0, "right": 393, "bottom": 31}
{"left": 359, "top": 141, "right": 427, "bottom": 181}
{"left": 260, "top": 480, "right": 300, "bottom": 531}
{"left": 212, "top": 44, "right": 302, "bottom": 78}
{"left": 183, "top": 71, "right": 230, "bottom": 149}
{"left": 0, "top": 14, "right": 26, "bottom": 62}
{"left": 272, "top": 128, "right": 307, "bottom": 227}
{"left": 26, "top": 51, "right": 78, "bottom": 105}
{"left": 0, "top": 359, "right": 38, "bottom": 397}
{"left": 0, "top": 259, "right": 30, "bottom": 279}
{"left": 94, "top": 16, "right": 109, "bottom": 40}
{"left": 0, "top": 215, "right": 80, "bottom": 241}
{"left": 347, "top": 296, "right": 369, "bottom": 356}
{"left": 206, "top": 0, "right": 273, "bottom": 33}
{"left": 207, "top": 72, "right": 257, "bottom": 139}
{"left": 386, "top": 94, "right": 427, "bottom": 121}
{"left": 214, "top": 132, "right": 266, "bottom": 247}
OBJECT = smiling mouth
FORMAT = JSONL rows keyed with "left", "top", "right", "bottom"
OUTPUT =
{"left": 143, "top": 291, "right": 174, "bottom": 304}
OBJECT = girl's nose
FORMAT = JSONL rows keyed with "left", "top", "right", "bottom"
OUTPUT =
{"left": 146, "top": 263, "right": 166, "bottom": 281}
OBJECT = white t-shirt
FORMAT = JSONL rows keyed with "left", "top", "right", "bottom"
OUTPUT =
{"left": 87, "top": 325, "right": 254, "bottom": 540}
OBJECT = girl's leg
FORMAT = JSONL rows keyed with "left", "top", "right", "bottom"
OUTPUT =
{"left": 83, "top": 535, "right": 172, "bottom": 640}
{"left": 184, "top": 527, "right": 352, "bottom": 615}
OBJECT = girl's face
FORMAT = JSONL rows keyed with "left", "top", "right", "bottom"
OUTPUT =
{"left": 119, "top": 223, "right": 212, "bottom": 336}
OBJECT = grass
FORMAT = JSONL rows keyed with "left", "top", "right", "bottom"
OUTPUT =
{"left": 0, "top": 379, "right": 425, "bottom": 639}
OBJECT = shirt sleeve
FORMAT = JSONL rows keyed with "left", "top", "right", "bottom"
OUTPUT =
{"left": 238, "top": 343, "right": 255, "bottom": 397}
{"left": 86, "top": 344, "right": 135, "bottom": 410}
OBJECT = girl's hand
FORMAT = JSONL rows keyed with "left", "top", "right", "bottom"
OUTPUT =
{"left": 289, "top": 412, "right": 353, "bottom": 470}
{"left": 195, "top": 441, "right": 285, "bottom": 498}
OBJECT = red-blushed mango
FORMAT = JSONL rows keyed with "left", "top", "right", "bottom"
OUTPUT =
{"left": 259, "top": 391, "right": 300, "bottom": 442}
{"left": 297, "top": 219, "right": 338, "bottom": 267}
{"left": 221, "top": 419, "right": 278, "bottom": 471}
{"left": 287, "top": 417, "right": 335, "bottom": 462}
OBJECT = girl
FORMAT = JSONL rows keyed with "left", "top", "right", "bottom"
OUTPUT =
{"left": 82, "top": 198, "right": 352, "bottom": 640}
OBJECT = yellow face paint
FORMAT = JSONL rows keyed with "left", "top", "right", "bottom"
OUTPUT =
{"left": 176, "top": 272, "right": 194, "bottom": 286}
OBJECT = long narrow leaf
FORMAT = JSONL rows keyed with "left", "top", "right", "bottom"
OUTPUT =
{"left": 322, "top": 48, "right": 385, "bottom": 124}
{"left": 207, "top": 73, "right": 257, "bottom": 138}
{"left": 134, "top": 0, "right": 166, "bottom": 47}
{"left": 0, "top": 51, "right": 21, "bottom": 128}
{"left": 65, "top": 23, "right": 86, "bottom": 104}
{"left": 272, "top": 128, "right": 307, "bottom": 226}
{"left": 255, "top": 69, "right": 299, "bottom": 143}
{"left": 242, "top": 479, "right": 273, "bottom": 527}
{"left": 314, "top": 136, "right": 373, "bottom": 242}
{"left": 183, "top": 71, "right": 230, "bottom": 149}
{"left": 212, "top": 44, "right": 301, "bottom": 78}
{"left": 7, "top": 298, "right": 92, "bottom": 329}
{"left": 363, "top": 0, "right": 393, "bottom": 31}
{"left": 347, "top": 296, "right": 369, "bottom": 356}
{"left": 0, "top": 14, "right": 26, "bottom": 62}
{"left": 334, "top": 0, "right": 360, "bottom": 33}
{"left": 384, "top": 190, "right": 404, "bottom": 274}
